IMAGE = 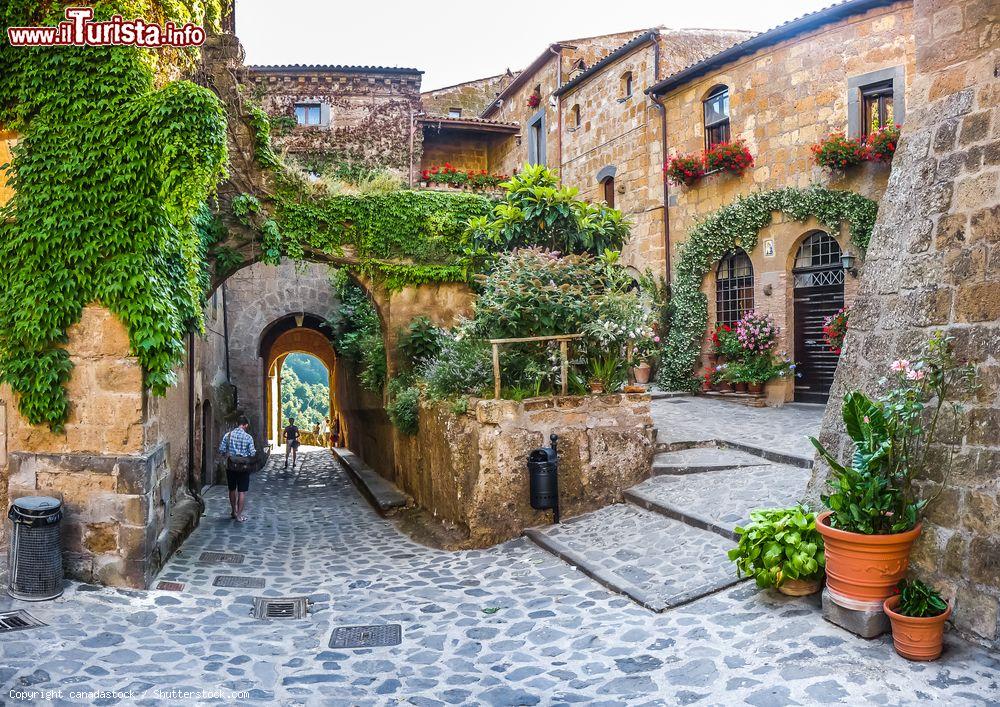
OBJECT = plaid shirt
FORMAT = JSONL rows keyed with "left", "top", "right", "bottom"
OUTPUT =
{"left": 220, "top": 427, "right": 256, "bottom": 458}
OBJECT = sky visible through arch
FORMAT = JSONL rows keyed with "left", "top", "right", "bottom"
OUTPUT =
{"left": 235, "top": 0, "right": 840, "bottom": 91}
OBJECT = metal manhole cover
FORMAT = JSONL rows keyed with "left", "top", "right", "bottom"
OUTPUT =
{"left": 0, "top": 610, "right": 46, "bottom": 634}
{"left": 156, "top": 581, "right": 185, "bottom": 592}
{"left": 198, "top": 552, "right": 245, "bottom": 564}
{"left": 329, "top": 624, "right": 402, "bottom": 649}
{"left": 214, "top": 575, "right": 265, "bottom": 589}
{"left": 251, "top": 597, "right": 309, "bottom": 620}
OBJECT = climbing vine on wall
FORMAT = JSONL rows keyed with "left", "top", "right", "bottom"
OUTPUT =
{"left": 657, "top": 186, "right": 878, "bottom": 391}
{"left": 0, "top": 1, "right": 227, "bottom": 429}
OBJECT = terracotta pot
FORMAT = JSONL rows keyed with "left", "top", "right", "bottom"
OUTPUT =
{"left": 715, "top": 381, "right": 733, "bottom": 393}
{"left": 747, "top": 382, "right": 764, "bottom": 395}
{"left": 777, "top": 577, "right": 823, "bottom": 596}
{"left": 733, "top": 382, "right": 748, "bottom": 393}
{"left": 633, "top": 363, "right": 652, "bottom": 384}
{"left": 815, "top": 511, "right": 922, "bottom": 608}
{"left": 623, "top": 384, "right": 646, "bottom": 394}
{"left": 884, "top": 594, "right": 951, "bottom": 661}
{"left": 589, "top": 380, "right": 604, "bottom": 394}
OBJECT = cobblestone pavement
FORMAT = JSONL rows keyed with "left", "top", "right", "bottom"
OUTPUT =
{"left": 630, "top": 464, "right": 812, "bottom": 535}
{"left": 651, "top": 398, "right": 823, "bottom": 460}
{"left": 3, "top": 450, "right": 999, "bottom": 706}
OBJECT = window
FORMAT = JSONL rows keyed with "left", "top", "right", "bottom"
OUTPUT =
{"left": 703, "top": 86, "right": 730, "bottom": 150}
{"left": 571, "top": 104, "right": 581, "bottom": 129}
{"left": 294, "top": 103, "right": 321, "bottom": 126}
{"left": 716, "top": 249, "right": 753, "bottom": 326}
{"left": 860, "top": 80, "right": 894, "bottom": 137}
{"left": 528, "top": 114, "right": 545, "bottom": 166}
{"left": 448, "top": 107, "right": 462, "bottom": 118}
{"left": 793, "top": 232, "right": 844, "bottom": 288}
{"left": 601, "top": 176, "right": 615, "bottom": 209}
{"left": 621, "top": 72, "right": 633, "bottom": 99}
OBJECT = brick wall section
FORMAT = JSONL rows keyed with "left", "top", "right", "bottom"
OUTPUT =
{"left": 249, "top": 67, "right": 423, "bottom": 178}
{"left": 656, "top": 3, "right": 913, "bottom": 395}
{"left": 421, "top": 74, "right": 510, "bottom": 117}
{"left": 806, "top": 0, "right": 999, "bottom": 649}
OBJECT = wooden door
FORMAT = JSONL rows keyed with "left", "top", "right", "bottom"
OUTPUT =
{"left": 793, "top": 233, "right": 845, "bottom": 404}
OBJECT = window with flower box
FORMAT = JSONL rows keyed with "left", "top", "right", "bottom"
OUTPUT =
{"left": 703, "top": 86, "right": 730, "bottom": 150}
{"left": 716, "top": 248, "right": 753, "bottom": 327}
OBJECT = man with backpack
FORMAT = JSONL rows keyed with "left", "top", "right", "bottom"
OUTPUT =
{"left": 284, "top": 417, "right": 300, "bottom": 469}
{"left": 219, "top": 416, "right": 256, "bottom": 522}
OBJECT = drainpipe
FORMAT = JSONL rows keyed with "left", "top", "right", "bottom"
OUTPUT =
{"left": 187, "top": 332, "right": 204, "bottom": 508}
{"left": 649, "top": 37, "right": 671, "bottom": 284}
{"left": 548, "top": 45, "right": 563, "bottom": 174}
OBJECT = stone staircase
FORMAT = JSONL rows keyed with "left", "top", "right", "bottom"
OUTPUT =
{"left": 524, "top": 426, "right": 814, "bottom": 612}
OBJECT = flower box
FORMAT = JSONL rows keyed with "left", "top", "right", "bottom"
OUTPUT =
{"left": 704, "top": 140, "right": 754, "bottom": 176}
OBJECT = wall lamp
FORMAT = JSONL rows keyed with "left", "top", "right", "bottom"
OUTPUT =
{"left": 841, "top": 252, "right": 858, "bottom": 277}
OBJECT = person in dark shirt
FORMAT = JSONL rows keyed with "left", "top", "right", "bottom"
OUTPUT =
{"left": 283, "top": 418, "right": 300, "bottom": 469}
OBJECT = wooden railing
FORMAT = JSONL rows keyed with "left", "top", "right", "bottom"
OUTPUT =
{"left": 488, "top": 334, "right": 584, "bottom": 399}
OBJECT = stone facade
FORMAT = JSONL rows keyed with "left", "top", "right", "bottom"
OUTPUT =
{"left": 248, "top": 65, "right": 423, "bottom": 179}
{"left": 808, "top": 0, "right": 1000, "bottom": 650}
{"left": 420, "top": 74, "right": 511, "bottom": 118}
{"left": 651, "top": 1, "right": 914, "bottom": 401}
{"left": 391, "top": 394, "right": 655, "bottom": 546}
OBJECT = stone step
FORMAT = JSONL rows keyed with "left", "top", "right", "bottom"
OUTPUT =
{"left": 652, "top": 438, "right": 812, "bottom": 469}
{"left": 524, "top": 504, "right": 740, "bottom": 612}
{"left": 625, "top": 464, "right": 812, "bottom": 541}
{"left": 651, "top": 447, "right": 771, "bottom": 475}
{"left": 331, "top": 448, "right": 409, "bottom": 512}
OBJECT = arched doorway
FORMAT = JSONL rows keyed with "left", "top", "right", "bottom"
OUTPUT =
{"left": 259, "top": 314, "right": 339, "bottom": 448}
{"left": 793, "top": 231, "right": 845, "bottom": 403}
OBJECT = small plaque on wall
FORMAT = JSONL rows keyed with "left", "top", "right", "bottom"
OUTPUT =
{"left": 763, "top": 239, "right": 775, "bottom": 257}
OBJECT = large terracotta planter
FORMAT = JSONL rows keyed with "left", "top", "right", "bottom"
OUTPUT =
{"left": 733, "top": 382, "right": 748, "bottom": 393}
{"left": 884, "top": 594, "right": 951, "bottom": 661}
{"left": 816, "top": 511, "right": 922, "bottom": 608}
{"left": 747, "top": 382, "right": 764, "bottom": 395}
{"left": 633, "top": 362, "right": 651, "bottom": 384}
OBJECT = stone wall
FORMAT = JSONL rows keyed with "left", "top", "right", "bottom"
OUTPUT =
{"left": 807, "top": 0, "right": 999, "bottom": 649}
{"left": 249, "top": 66, "right": 423, "bottom": 179}
{"left": 391, "top": 394, "right": 655, "bottom": 546}
{"left": 421, "top": 74, "right": 510, "bottom": 117}
{"left": 420, "top": 130, "right": 490, "bottom": 174}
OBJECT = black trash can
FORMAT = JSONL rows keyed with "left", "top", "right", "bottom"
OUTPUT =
{"left": 528, "top": 434, "right": 560, "bottom": 522}
{"left": 7, "top": 496, "right": 64, "bottom": 601}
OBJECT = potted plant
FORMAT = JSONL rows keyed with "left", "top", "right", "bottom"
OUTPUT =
{"left": 823, "top": 307, "right": 849, "bottom": 354}
{"left": 588, "top": 355, "right": 625, "bottom": 395}
{"left": 811, "top": 132, "right": 866, "bottom": 170}
{"left": 704, "top": 139, "right": 754, "bottom": 176}
{"left": 864, "top": 123, "right": 901, "bottom": 162}
{"left": 701, "top": 367, "right": 713, "bottom": 392}
{"left": 884, "top": 579, "right": 952, "bottom": 661}
{"left": 728, "top": 505, "right": 826, "bottom": 596}
{"left": 713, "top": 363, "right": 732, "bottom": 392}
{"left": 665, "top": 153, "right": 705, "bottom": 187}
{"left": 631, "top": 333, "right": 659, "bottom": 385}
{"left": 724, "top": 361, "right": 748, "bottom": 393}
{"left": 810, "top": 334, "right": 976, "bottom": 607}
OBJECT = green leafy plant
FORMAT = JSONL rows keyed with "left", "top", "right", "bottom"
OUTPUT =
{"left": 587, "top": 355, "right": 627, "bottom": 393}
{"left": 464, "top": 164, "right": 629, "bottom": 256}
{"left": 810, "top": 334, "right": 976, "bottom": 534}
{"left": 399, "top": 316, "right": 443, "bottom": 369}
{"left": 420, "top": 334, "right": 493, "bottom": 401}
{"left": 385, "top": 377, "right": 421, "bottom": 435}
{"left": 894, "top": 578, "right": 948, "bottom": 618}
{"left": 0, "top": 1, "right": 227, "bottom": 430}
{"left": 328, "top": 270, "right": 386, "bottom": 393}
{"left": 657, "top": 186, "right": 878, "bottom": 391}
{"left": 728, "top": 506, "right": 826, "bottom": 588}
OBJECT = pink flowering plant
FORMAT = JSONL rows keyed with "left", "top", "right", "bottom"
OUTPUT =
{"left": 810, "top": 333, "right": 977, "bottom": 534}
{"left": 735, "top": 310, "right": 778, "bottom": 354}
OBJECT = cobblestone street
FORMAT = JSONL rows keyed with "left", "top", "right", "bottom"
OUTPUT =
{"left": 3, "top": 441, "right": 999, "bottom": 706}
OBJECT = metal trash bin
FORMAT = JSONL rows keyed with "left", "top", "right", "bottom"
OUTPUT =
{"left": 7, "top": 496, "right": 64, "bottom": 601}
{"left": 528, "top": 434, "right": 560, "bottom": 523}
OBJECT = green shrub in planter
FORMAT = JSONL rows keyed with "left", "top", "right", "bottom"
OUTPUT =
{"left": 728, "top": 506, "right": 825, "bottom": 588}
{"left": 386, "top": 378, "right": 421, "bottom": 435}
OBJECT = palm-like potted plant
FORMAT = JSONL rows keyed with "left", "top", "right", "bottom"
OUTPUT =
{"left": 810, "top": 334, "right": 976, "bottom": 608}
{"left": 883, "top": 579, "right": 951, "bottom": 661}
{"left": 728, "top": 505, "right": 825, "bottom": 595}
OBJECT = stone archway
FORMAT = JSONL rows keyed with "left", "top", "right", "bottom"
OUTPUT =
{"left": 261, "top": 322, "right": 338, "bottom": 448}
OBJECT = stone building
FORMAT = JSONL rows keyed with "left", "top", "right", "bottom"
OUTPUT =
{"left": 647, "top": 0, "right": 914, "bottom": 403}
{"left": 808, "top": 0, "right": 999, "bottom": 650}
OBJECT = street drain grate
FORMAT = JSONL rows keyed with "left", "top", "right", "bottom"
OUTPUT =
{"left": 214, "top": 575, "right": 265, "bottom": 589}
{"left": 329, "top": 624, "right": 402, "bottom": 649}
{"left": 198, "top": 552, "right": 245, "bottom": 564}
{"left": 0, "top": 610, "right": 46, "bottom": 634}
{"left": 251, "top": 597, "right": 309, "bottom": 619}
{"left": 156, "top": 581, "right": 185, "bottom": 592}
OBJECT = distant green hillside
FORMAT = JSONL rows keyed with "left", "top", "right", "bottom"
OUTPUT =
{"left": 281, "top": 353, "right": 330, "bottom": 429}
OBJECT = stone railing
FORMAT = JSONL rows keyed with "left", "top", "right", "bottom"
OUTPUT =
{"left": 391, "top": 393, "right": 655, "bottom": 546}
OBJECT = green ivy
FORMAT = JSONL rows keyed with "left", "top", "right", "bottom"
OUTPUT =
{"left": 0, "top": 1, "right": 227, "bottom": 430}
{"left": 657, "top": 186, "right": 877, "bottom": 391}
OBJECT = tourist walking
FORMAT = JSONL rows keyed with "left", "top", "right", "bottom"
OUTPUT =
{"left": 219, "top": 416, "right": 256, "bottom": 522}
{"left": 330, "top": 414, "right": 341, "bottom": 447}
{"left": 284, "top": 417, "right": 300, "bottom": 468}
